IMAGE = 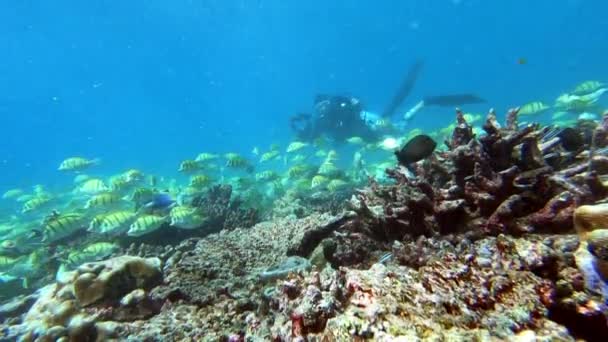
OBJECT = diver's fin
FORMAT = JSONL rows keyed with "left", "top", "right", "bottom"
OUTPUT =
{"left": 381, "top": 59, "right": 424, "bottom": 118}
{"left": 423, "top": 94, "right": 486, "bottom": 107}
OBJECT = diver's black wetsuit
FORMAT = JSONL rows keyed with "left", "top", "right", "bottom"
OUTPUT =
{"left": 290, "top": 95, "right": 378, "bottom": 143}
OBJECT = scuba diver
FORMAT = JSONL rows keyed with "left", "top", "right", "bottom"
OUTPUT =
{"left": 289, "top": 60, "right": 486, "bottom": 143}
{"left": 290, "top": 94, "right": 378, "bottom": 142}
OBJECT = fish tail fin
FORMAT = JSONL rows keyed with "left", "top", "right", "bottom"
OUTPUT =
{"left": 91, "top": 158, "right": 102, "bottom": 166}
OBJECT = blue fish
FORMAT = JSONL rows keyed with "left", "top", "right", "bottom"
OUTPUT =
{"left": 143, "top": 192, "right": 175, "bottom": 210}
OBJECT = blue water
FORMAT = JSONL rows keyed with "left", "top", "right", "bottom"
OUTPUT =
{"left": 1, "top": 0, "right": 607, "bottom": 191}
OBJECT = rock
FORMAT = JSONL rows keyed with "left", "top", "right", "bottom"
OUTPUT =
{"left": 120, "top": 289, "right": 146, "bottom": 307}
{"left": 73, "top": 256, "right": 162, "bottom": 306}
{"left": 0, "top": 293, "right": 38, "bottom": 322}
{"left": 0, "top": 256, "right": 162, "bottom": 340}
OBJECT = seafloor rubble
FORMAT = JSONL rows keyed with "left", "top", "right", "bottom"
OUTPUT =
{"left": 3, "top": 109, "right": 608, "bottom": 341}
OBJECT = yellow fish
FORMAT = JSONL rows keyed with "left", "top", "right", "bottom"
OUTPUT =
{"left": 84, "top": 192, "right": 123, "bottom": 209}
{"left": 286, "top": 141, "right": 308, "bottom": 153}
{"left": 260, "top": 150, "right": 280, "bottom": 163}
{"left": 127, "top": 215, "right": 167, "bottom": 237}
{"left": 2, "top": 189, "right": 23, "bottom": 200}
{"left": 311, "top": 175, "right": 329, "bottom": 189}
{"left": 58, "top": 157, "right": 99, "bottom": 171}
{"left": 178, "top": 160, "right": 202, "bottom": 173}
{"left": 195, "top": 153, "right": 219, "bottom": 162}
{"left": 318, "top": 161, "right": 340, "bottom": 176}
{"left": 170, "top": 206, "right": 206, "bottom": 229}
{"left": 190, "top": 175, "right": 213, "bottom": 189}
{"left": 518, "top": 102, "right": 550, "bottom": 116}
{"left": 98, "top": 211, "right": 136, "bottom": 235}
{"left": 21, "top": 196, "right": 51, "bottom": 214}
{"left": 327, "top": 179, "right": 348, "bottom": 192}
{"left": 77, "top": 179, "right": 108, "bottom": 195}
{"left": 255, "top": 171, "right": 280, "bottom": 182}
{"left": 42, "top": 213, "right": 86, "bottom": 243}
{"left": 573, "top": 80, "right": 605, "bottom": 95}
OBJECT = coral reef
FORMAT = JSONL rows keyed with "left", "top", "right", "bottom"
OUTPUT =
{"left": 3, "top": 110, "right": 608, "bottom": 341}
{"left": 193, "top": 184, "right": 259, "bottom": 232}
{"left": 345, "top": 109, "right": 608, "bottom": 247}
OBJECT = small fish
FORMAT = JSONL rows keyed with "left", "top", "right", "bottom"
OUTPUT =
{"left": 141, "top": 192, "right": 175, "bottom": 211}
{"left": 109, "top": 176, "right": 132, "bottom": 192}
{"left": 58, "top": 157, "right": 99, "bottom": 171}
{"left": 66, "top": 242, "right": 119, "bottom": 267}
{"left": 378, "top": 252, "right": 393, "bottom": 264}
{"left": 519, "top": 101, "right": 550, "bottom": 116}
{"left": 286, "top": 141, "right": 308, "bottom": 153}
{"left": 129, "top": 187, "right": 156, "bottom": 205}
{"left": 290, "top": 154, "right": 307, "bottom": 163}
{"left": 0, "top": 256, "right": 18, "bottom": 270}
{"left": 127, "top": 215, "right": 167, "bottom": 237}
{"left": 260, "top": 150, "right": 281, "bottom": 163}
{"left": 225, "top": 153, "right": 253, "bottom": 173}
{"left": 123, "top": 169, "right": 144, "bottom": 183}
{"left": 517, "top": 57, "right": 527, "bottom": 65}
{"left": 311, "top": 175, "right": 329, "bottom": 189}
{"left": 327, "top": 179, "right": 348, "bottom": 192}
{"left": 573, "top": 80, "right": 605, "bottom": 95}
{"left": 77, "top": 179, "right": 108, "bottom": 195}
{"left": 170, "top": 206, "right": 207, "bottom": 229}
{"left": 287, "top": 165, "right": 312, "bottom": 179}
{"left": 190, "top": 175, "right": 213, "bottom": 189}
{"left": 42, "top": 213, "right": 86, "bottom": 243}
{"left": 395, "top": 134, "right": 436, "bottom": 166}
{"left": 84, "top": 192, "right": 123, "bottom": 209}
{"left": 2, "top": 189, "right": 23, "bottom": 200}
{"left": 97, "top": 211, "right": 136, "bottom": 235}
{"left": 318, "top": 161, "right": 340, "bottom": 176}
{"left": 87, "top": 214, "right": 108, "bottom": 232}
{"left": 195, "top": 153, "right": 219, "bottom": 162}
{"left": 178, "top": 160, "right": 202, "bottom": 173}
{"left": 21, "top": 196, "right": 51, "bottom": 214}
{"left": 255, "top": 170, "right": 280, "bottom": 182}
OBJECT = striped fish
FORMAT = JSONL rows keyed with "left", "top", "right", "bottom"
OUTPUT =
{"left": 42, "top": 213, "right": 85, "bottom": 243}
{"left": 98, "top": 211, "right": 136, "bottom": 235}
{"left": 189, "top": 175, "right": 213, "bottom": 189}
{"left": 84, "top": 192, "right": 123, "bottom": 209}
{"left": 170, "top": 206, "right": 206, "bottom": 229}
{"left": 87, "top": 214, "right": 107, "bottom": 232}
{"left": 573, "top": 80, "right": 604, "bottom": 95}
{"left": 21, "top": 196, "right": 51, "bottom": 214}
{"left": 127, "top": 215, "right": 167, "bottom": 237}
{"left": 66, "top": 242, "right": 120, "bottom": 267}
{"left": 58, "top": 157, "right": 99, "bottom": 171}
{"left": 178, "top": 160, "right": 202, "bottom": 173}
{"left": 519, "top": 101, "right": 550, "bottom": 116}
{"left": 0, "top": 256, "right": 18, "bottom": 270}
{"left": 77, "top": 179, "right": 108, "bottom": 195}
